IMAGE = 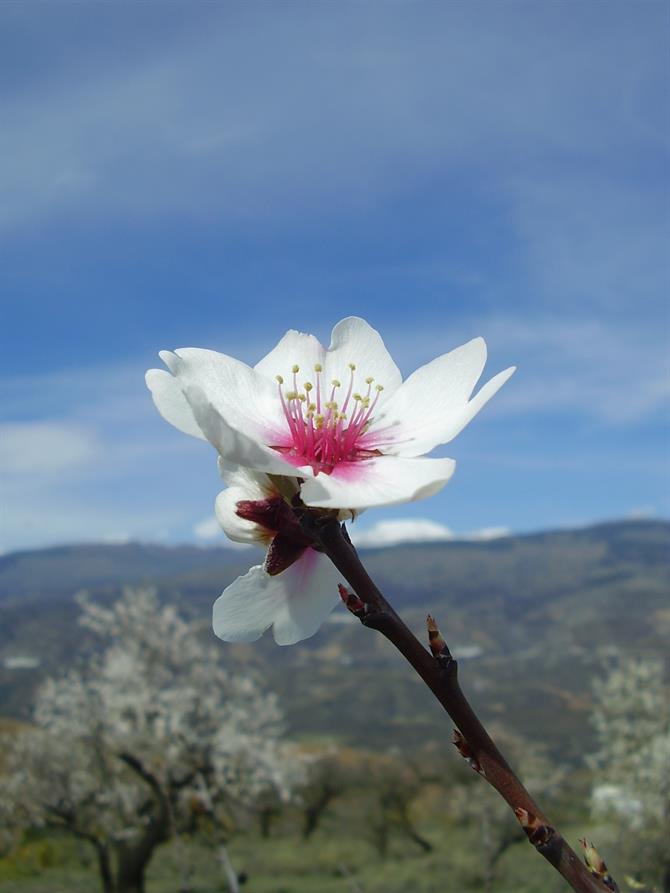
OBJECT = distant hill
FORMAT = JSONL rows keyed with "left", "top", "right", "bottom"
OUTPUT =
{"left": 0, "top": 541, "right": 250, "bottom": 602}
{"left": 1, "top": 519, "right": 668, "bottom": 761}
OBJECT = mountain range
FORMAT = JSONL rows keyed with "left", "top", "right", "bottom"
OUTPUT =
{"left": 1, "top": 519, "right": 668, "bottom": 762}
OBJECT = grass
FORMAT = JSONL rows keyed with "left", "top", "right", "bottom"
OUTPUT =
{"left": 0, "top": 817, "right": 622, "bottom": 893}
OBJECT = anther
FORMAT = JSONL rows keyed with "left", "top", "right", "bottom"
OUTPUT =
{"left": 365, "top": 376, "right": 374, "bottom": 384}
{"left": 276, "top": 375, "right": 284, "bottom": 384}
{"left": 304, "top": 382, "right": 313, "bottom": 392}
{"left": 292, "top": 364, "right": 300, "bottom": 374}
{"left": 348, "top": 362, "right": 356, "bottom": 371}
{"left": 331, "top": 379, "right": 341, "bottom": 387}
{"left": 314, "top": 363, "right": 322, "bottom": 372}
{"left": 375, "top": 384, "right": 384, "bottom": 392}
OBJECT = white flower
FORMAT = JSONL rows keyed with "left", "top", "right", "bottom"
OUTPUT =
{"left": 212, "top": 464, "right": 342, "bottom": 645}
{"left": 146, "top": 317, "right": 514, "bottom": 512}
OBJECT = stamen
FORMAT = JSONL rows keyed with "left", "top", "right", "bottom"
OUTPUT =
{"left": 274, "top": 361, "right": 385, "bottom": 475}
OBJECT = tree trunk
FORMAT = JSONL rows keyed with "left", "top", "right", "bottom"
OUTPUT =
{"left": 114, "top": 813, "right": 171, "bottom": 893}
{"left": 302, "top": 788, "right": 336, "bottom": 839}
{"left": 93, "top": 841, "right": 114, "bottom": 893}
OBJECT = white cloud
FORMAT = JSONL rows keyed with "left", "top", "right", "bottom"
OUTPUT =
{"left": 193, "top": 516, "right": 221, "bottom": 540}
{"left": 463, "top": 527, "right": 510, "bottom": 542}
{"left": 351, "top": 519, "right": 454, "bottom": 549}
{"left": 351, "top": 519, "right": 512, "bottom": 548}
{"left": 627, "top": 505, "right": 656, "bottom": 520}
{"left": 0, "top": 421, "right": 99, "bottom": 474}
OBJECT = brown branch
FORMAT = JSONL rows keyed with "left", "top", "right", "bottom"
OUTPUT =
{"left": 304, "top": 513, "right": 617, "bottom": 893}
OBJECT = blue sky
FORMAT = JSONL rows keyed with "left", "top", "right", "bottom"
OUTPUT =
{"left": 1, "top": 1, "right": 668, "bottom": 553}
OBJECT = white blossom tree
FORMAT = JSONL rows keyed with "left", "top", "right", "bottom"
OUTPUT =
{"left": 0, "top": 588, "right": 302, "bottom": 893}
{"left": 589, "top": 656, "right": 670, "bottom": 892}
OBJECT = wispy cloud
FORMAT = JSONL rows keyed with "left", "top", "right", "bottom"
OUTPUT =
{"left": 1, "top": 3, "right": 665, "bottom": 232}
{"left": 0, "top": 421, "right": 100, "bottom": 474}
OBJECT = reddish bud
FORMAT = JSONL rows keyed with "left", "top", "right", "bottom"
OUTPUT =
{"left": 452, "top": 729, "right": 484, "bottom": 775}
{"left": 338, "top": 584, "right": 366, "bottom": 616}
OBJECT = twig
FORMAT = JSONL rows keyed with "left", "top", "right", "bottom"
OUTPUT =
{"left": 303, "top": 513, "right": 617, "bottom": 893}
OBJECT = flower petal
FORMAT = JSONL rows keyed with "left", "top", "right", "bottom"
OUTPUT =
{"left": 371, "top": 338, "right": 515, "bottom": 456}
{"left": 300, "top": 455, "right": 456, "bottom": 510}
{"left": 184, "top": 384, "right": 311, "bottom": 476}
{"left": 325, "top": 317, "right": 403, "bottom": 396}
{"left": 212, "top": 550, "right": 341, "bottom": 645}
{"left": 168, "top": 347, "right": 287, "bottom": 443}
{"left": 215, "top": 485, "right": 272, "bottom": 545}
{"left": 145, "top": 369, "right": 207, "bottom": 440}
{"left": 254, "top": 329, "right": 327, "bottom": 380}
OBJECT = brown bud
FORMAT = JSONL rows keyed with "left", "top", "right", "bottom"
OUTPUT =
{"left": 426, "top": 614, "right": 452, "bottom": 662}
{"left": 452, "top": 729, "right": 484, "bottom": 775}
{"left": 514, "top": 807, "right": 554, "bottom": 847}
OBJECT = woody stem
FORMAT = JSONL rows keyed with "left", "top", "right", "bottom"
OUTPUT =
{"left": 304, "top": 514, "right": 615, "bottom": 893}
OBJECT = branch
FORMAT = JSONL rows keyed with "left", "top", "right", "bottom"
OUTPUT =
{"left": 305, "top": 514, "right": 617, "bottom": 893}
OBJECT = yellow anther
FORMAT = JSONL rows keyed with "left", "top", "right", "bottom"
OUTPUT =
{"left": 298, "top": 394, "right": 306, "bottom": 402}
{"left": 365, "top": 376, "right": 374, "bottom": 384}
{"left": 275, "top": 375, "right": 284, "bottom": 384}
{"left": 307, "top": 403, "right": 316, "bottom": 413}
{"left": 331, "top": 379, "right": 341, "bottom": 387}
{"left": 361, "top": 397, "right": 370, "bottom": 408}
{"left": 325, "top": 401, "right": 338, "bottom": 411}
{"left": 304, "top": 382, "right": 313, "bottom": 392}
{"left": 375, "top": 384, "right": 384, "bottom": 392}
{"left": 292, "top": 364, "right": 300, "bottom": 374}
{"left": 348, "top": 362, "right": 356, "bottom": 371}
{"left": 286, "top": 390, "right": 298, "bottom": 400}
{"left": 353, "top": 393, "right": 362, "bottom": 402}
{"left": 338, "top": 412, "right": 347, "bottom": 421}
{"left": 314, "top": 363, "right": 323, "bottom": 372}
{"left": 315, "top": 414, "right": 324, "bottom": 429}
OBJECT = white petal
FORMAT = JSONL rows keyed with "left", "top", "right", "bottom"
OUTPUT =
{"left": 325, "top": 317, "right": 403, "bottom": 396}
{"left": 184, "top": 384, "right": 312, "bottom": 477}
{"left": 145, "top": 369, "right": 207, "bottom": 440}
{"left": 215, "top": 487, "right": 271, "bottom": 545}
{"left": 300, "top": 455, "right": 456, "bottom": 510}
{"left": 372, "top": 338, "right": 514, "bottom": 455}
{"left": 212, "top": 550, "right": 341, "bottom": 646}
{"left": 169, "top": 347, "right": 286, "bottom": 443}
{"left": 217, "top": 459, "right": 274, "bottom": 493}
{"left": 254, "top": 329, "right": 327, "bottom": 380}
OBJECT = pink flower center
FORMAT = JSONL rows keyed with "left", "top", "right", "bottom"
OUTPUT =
{"left": 271, "top": 362, "right": 383, "bottom": 474}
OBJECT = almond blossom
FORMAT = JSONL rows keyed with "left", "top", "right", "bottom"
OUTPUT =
{"left": 146, "top": 317, "right": 514, "bottom": 512}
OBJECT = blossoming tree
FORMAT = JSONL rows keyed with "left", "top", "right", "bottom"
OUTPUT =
{"left": 589, "top": 657, "right": 670, "bottom": 892}
{"left": 146, "top": 315, "right": 618, "bottom": 892}
{"left": 0, "top": 588, "right": 300, "bottom": 893}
